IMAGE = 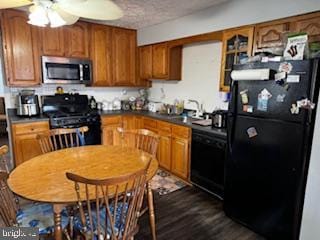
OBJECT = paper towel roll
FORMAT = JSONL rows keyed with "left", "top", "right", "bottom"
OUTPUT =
{"left": 231, "top": 69, "right": 270, "bottom": 81}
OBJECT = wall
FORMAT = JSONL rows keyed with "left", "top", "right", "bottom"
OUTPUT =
{"left": 4, "top": 85, "right": 140, "bottom": 109}
{"left": 300, "top": 95, "right": 320, "bottom": 240}
{"left": 148, "top": 41, "right": 228, "bottom": 112}
{"left": 138, "top": 0, "right": 320, "bottom": 45}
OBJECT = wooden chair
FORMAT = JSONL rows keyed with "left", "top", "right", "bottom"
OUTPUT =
{"left": 37, "top": 126, "right": 89, "bottom": 154}
{"left": 117, "top": 128, "right": 159, "bottom": 157}
{"left": 117, "top": 128, "right": 159, "bottom": 240}
{"left": 66, "top": 160, "right": 151, "bottom": 240}
{"left": 0, "top": 145, "right": 9, "bottom": 173}
{"left": 0, "top": 171, "right": 70, "bottom": 237}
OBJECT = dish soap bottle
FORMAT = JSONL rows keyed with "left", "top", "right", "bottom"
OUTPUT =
{"left": 89, "top": 96, "right": 97, "bottom": 109}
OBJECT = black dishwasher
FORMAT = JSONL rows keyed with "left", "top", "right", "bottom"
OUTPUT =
{"left": 191, "top": 129, "right": 226, "bottom": 199}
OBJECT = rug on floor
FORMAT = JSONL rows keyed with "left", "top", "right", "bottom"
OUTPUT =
{"left": 150, "top": 169, "right": 187, "bottom": 195}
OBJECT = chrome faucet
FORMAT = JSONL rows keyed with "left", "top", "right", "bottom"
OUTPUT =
{"left": 188, "top": 99, "right": 204, "bottom": 118}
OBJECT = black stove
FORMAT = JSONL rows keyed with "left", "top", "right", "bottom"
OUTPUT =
{"left": 42, "top": 94, "right": 101, "bottom": 145}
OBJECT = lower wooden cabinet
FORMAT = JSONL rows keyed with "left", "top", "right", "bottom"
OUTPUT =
{"left": 158, "top": 132, "right": 172, "bottom": 171}
{"left": 101, "top": 116, "right": 122, "bottom": 146}
{"left": 171, "top": 136, "right": 189, "bottom": 179}
{"left": 12, "top": 121, "right": 49, "bottom": 166}
{"left": 100, "top": 115, "right": 191, "bottom": 181}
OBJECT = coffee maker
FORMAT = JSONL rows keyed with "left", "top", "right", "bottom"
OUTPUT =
{"left": 16, "top": 90, "right": 40, "bottom": 117}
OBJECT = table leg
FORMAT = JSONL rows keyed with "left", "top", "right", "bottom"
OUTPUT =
{"left": 53, "top": 204, "right": 64, "bottom": 240}
{"left": 147, "top": 182, "right": 157, "bottom": 240}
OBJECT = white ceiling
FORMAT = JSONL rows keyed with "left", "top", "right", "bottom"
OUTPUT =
{"left": 95, "top": 0, "right": 228, "bottom": 29}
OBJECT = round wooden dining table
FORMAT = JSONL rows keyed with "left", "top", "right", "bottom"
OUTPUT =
{"left": 8, "top": 145, "right": 158, "bottom": 240}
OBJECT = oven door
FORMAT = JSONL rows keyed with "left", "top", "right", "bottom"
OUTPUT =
{"left": 191, "top": 130, "right": 226, "bottom": 199}
{"left": 42, "top": 56, "right": 92, "bottom": 85}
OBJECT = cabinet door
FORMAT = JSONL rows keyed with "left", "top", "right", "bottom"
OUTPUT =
{"left": 220, "top": 27, "right": 254, "bottom": 92}
{"left": 158, "top": 133, "right": 172, "bottom": 170}
{"left": 294, "top": 15, "right": 320, "bottom": 43}
{"left": 152, "top": 43, "right": 168, "bottom": 78}
{"left": 13, "top": 134, "right": 43, "bottom": 166}
{"left": 40, "top": 27, "right": 65, "bottom": 56}
{"left": 135, "top": 116, "right": 144, "bottom": 129}
{"left": 65, "top": 21, "right": 89, "bottom": 58}
{"left": 122, "top": 115, "right": 136, "bottom": 129}
{"left": 90, "top": 24, "right": 113, "bottom": 86}
{"left": 255, "top": 22, "right": 290, "bottom": 49}
{"left": 112, "top": 28, "right": 136, "bottom": 86}
{"left": 139, "top": 45, "right": 153, "bottom": 80}
{"left": 171, "top": 137, "right": 189, "bottom": 180}
{"left": 1, "top": 10, "right": 41, "bottom": 86}
{"left": 102, "top": 125, "right": 121, "bottom": 146}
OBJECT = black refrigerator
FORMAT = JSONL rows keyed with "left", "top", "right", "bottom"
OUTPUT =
{"left": 224, "top": 59, "right": 320, "bottom": 240}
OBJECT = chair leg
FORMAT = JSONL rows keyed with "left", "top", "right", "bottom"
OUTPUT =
{"left": 147, "top": 182, "right": 157, "bottom": 240}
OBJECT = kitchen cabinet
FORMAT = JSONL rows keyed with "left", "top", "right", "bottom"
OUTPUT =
{"left": 90, "top": 24, "right": 113, "bottom": 86}
{"left": 1, "top": 9, "right": 41, "bottom": 86}
{"left": 12, "top": 121, "right": 49, "bottom": 166}
{"left": 40, "top": 27, "right": 65, "bottom": 57}
{"left": 64, "top": 21, "right": 90, "bottom": 58}
{"left": 152, "top": 43, "right": 168, "bottom": 79}
{"left": 40, "top": 21, "right": 89, "bottom": 58}
{"left": 292, "top": 13, "right": 320, "bottom": 43}
{"left": 220, "top": 27, "right": 254, "bottom": 92}
{"left": 112, "top": 28, "right": 137, "bottom": 86}
{"left": 254, "top": 21, "right": 290, "bottom": 51}
{"left": 101, "top": 116, "right": 122, "bottom": 146}
{"left": 151, "top": 42, "right": 182, "bottom": 80}
{"left": 157, "top": 121, "right": 172, "bottom": 171}
{"left": 171, "top": 125, "right": 191, "bottom": 179}
{"left": 139, "top": 45, "right": 153, "bottom": 80}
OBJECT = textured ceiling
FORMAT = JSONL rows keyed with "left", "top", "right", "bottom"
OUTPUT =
{"left": 95, "top": 0, "right": 228, "bottom": 29}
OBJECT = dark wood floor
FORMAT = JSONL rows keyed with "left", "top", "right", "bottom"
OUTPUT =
{"left": 136, "top": 186, "right": 265, "bottom": 240}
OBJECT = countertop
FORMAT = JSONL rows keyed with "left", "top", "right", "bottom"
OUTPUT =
{"left": 7, "top": 108, "right": 227, "bottom": 139}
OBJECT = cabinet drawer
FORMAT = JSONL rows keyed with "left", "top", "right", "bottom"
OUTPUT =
{"left": 143, "top": 117, "right": 158, "bottom": 131}
{"left": 172, "top": 125, "right": 190, "bottom": 139}
{"left": 157, "top": 121, "right": 172, "bottom": 134}
{"left": 13, "top": 121, "right": 49, "bottom": 135}
{"left": 101, "top": 116, "right": 122, "bottom": 126}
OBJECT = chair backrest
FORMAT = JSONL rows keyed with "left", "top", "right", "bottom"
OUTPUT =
{"left": 66, "top": 161, "right": 150, "bottom": 240}
{"left": 0, "top": 171, "right": 19, "bottom": 227}
{"left": 117, "top": 128, "right": 160, "bottom": 157}
{"left": 0, "top": 145, "right": 9, "bottom": 173}
{"left": 37, "top": 126, "right": 89, "bottom": 154}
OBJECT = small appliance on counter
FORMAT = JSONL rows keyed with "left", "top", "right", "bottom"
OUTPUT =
{"left": 211, "top": 110, "right": 227, "bottom": 128}
{"left": 148, "top": 102, "right": 163, "bottom": 113}
{"left": 16, "top": 90, "right": 40, "bottom": 117}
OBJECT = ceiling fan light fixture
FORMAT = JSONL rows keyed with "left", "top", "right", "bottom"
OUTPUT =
{"left": 28, "top": 4, "right": 49, "bottom": 27}
{"left": 47, "top": 9, "right": 66, "bottom": 28}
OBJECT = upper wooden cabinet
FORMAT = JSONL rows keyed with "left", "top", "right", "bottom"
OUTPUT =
{"left": 112, "top": 28, "right": 137, "bottom": 86}
{"left": 152, "top": 43, "right": 168, "bottom": 78}
{"left": 90, "top": 24, "right": 113, "bottom": 86}
{"left": 40, "top": 21, "right": 89, "bottom": 58}
{"left": 254, "top": 22, "right": 290, "bottom": 50}
{"left": 40, "top": 27, "right": 65, "bottom": 56}
{"left": 151, "top": 42, "right": 182, "bottom": 80}
{"left": 220, "top": 27, "right": 254, "bottom": 92}
{"left": 1, "top": 10, "right": 41, "bottom": 86}
{"left": 292, "top": 13, "right": 320, "bottom": 43}
{"left": 64, "top": 21, "right": 89, "bottom": 58}
{"left": 139, "top": 45, "right": 153, "bottom": 80}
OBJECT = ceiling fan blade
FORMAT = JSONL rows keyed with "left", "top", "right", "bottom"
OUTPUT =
{"left": 52, "top": 3, "right": 79, "bottom": 25}
{"left": 0, "top": 0, "right": 32, "bottom": 9}
{"left": 57, "top": 0, "right": 123, "bottom": 20}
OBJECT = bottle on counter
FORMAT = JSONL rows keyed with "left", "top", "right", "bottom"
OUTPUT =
{"left": 89, "top": 96, "right": 97, "bottom": 109}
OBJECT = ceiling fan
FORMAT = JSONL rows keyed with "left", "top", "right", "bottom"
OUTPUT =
{"left": 0, "top": 0, "right": 123, "bottom": 28}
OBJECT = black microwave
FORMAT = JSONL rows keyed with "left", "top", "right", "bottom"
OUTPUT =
{"left": 41, "top": 56, "right": 92, "bottom": 85}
